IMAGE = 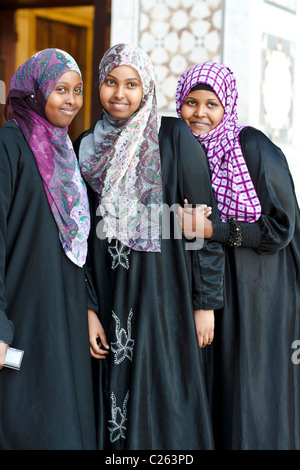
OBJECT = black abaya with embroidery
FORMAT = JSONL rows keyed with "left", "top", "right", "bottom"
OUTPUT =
{"left": 75, "top": 116, "right": 224, "bottom": 450}
{"left": 0, "top": 121, "right": 97, "bottom": 450}
{"left": 206, "top": 127, "right": 300, "bottom": 450}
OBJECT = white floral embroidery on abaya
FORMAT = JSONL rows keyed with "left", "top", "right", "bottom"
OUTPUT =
{"left": 108, "top": 391, "right": 129, "bottom": 443}
{"left": 111, "top": 310, "right": 135, "bottom": 364}
{"left": 108, "top": 239, "right": 131, "bottom": 270}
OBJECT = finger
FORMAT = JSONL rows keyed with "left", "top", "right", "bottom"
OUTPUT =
{"left": 90, "top": 336, "right": 106, "bottom": 356}
{"left": 183, "top": 207, "right": 194, "bottom": 214}
{"left": 177, "top": 206, "right": 184, "bottom": 222}
{"left": 90, "top": 346, "right": 108, "bottom": 360}
{"left": 196, "top": 204, "right": 208, "bottom": 212}
{"left": 99, "top": 329, "right": 109, "bottom": 350}
{"left": 199, "top": 334, "right": 212, "bottom": 348}
{"left": 91, "top": 335, "right": 109, "bottom": 356}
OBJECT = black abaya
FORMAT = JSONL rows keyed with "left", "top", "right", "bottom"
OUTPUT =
{"left": 75, "top": 116, "right": 224, "bottom": 450}
{"left": 0, "top": 121, "right": 97, "bottom": 450}
{"left": 208, "top": 127, "right": 300, "bottom": 449}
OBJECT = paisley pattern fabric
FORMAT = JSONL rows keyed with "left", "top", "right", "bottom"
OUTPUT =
{"left": 4, "top": 48, "right": 90, "bottom": 267}
{"left": 176, "top": 62, "right": 261, "bottom": 223}
{"left": 79, "top": 43, "right": 162, "bottom": 252}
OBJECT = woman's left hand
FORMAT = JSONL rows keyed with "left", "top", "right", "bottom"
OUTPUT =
{"left": 0, "top": 342, "right": 8, "bottom": 370}
{"left": 194, "top": 309, "right": 214, "bottom": 348}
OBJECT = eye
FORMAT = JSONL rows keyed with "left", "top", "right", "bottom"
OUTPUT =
{"left": 74, "top": 87, "right": 83, "bottom": 95}
{"left": 185, "top": 99, "right": 197, "bottom": 106}
{"left": 105, "top": 78, "right": 115, "bottom": 86}
{"left": 127, "top": 82, "right": 137, "bottom": 88}
{"left": 56, "top": 86, "right": 67, "bottom": 93}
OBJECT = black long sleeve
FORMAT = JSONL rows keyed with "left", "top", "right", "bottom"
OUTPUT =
{"left": 0, "top": 128, "right": 15, "bottom": 344}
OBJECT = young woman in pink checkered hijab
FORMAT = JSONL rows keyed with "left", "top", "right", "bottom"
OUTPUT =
{"left": 177, "top": 62, "right": 300, "bottom": 450}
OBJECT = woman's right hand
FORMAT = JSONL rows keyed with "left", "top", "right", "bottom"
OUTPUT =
{"left": 0, "top": 342, "right": 8, "bottom": 370}
{"left": 87, "top": 309, "right": 109, "bottom": 359}
{"left": 177, "top": 199, "right": 213, "bottom": 239}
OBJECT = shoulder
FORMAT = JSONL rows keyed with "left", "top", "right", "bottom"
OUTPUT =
{"left": 77, "top": 122, "right": 97, "bottom": 141}
{"left": 73, "top": 122, "right": 97, "bottom": 155}
{"left": 239, "top": 126, "right": 290, "bottom": 175}
{"left": 159, "top": 116, "right": 204, "bottom": 152}
{"left": 159, "top": 117, "right": 209, "bottom": 173}
{"left": 159, "top": 116, "right": 193, "bottom": 137}
{"left": 240, "top": 126, "right": 282, "bottom": 156}
{"left": 0, "top": 120, "right": 24, "bottom": 144}
{"left": 0, "top": 121, "right": 28, "bottom": 162}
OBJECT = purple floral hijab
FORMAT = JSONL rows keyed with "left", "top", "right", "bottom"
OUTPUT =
{"left": 176, "top": 62, "right": 261, "bottom": 223}
{"left": 79, "top": 43, "right": 162, "bottom": 252}
{"left": 4, "top": 48, "right": 90, "bottom": 267}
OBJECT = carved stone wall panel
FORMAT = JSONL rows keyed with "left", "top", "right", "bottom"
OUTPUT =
{"left": 139, "top": 0, "right": 223, "bottom": 112}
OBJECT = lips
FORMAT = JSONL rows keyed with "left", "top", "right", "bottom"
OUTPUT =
{"left": 190, "top": 121, "right": 210, "bottom": 130}
{"left": 60, "top": 107, "right": 76, "bottom": 115}
{"left": 110, "top": 102, "right": 129, "bottom": 109}
{"left": 191, "top": 121, "right": 209, "bottom": 126}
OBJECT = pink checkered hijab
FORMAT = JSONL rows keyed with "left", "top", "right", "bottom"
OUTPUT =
{"left": 176, "top": 62, "right": 261, "bottom": 223}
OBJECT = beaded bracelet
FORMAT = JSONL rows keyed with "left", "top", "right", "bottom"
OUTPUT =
{"left": 228, "top": 218, "right": 242, "bottom": 247}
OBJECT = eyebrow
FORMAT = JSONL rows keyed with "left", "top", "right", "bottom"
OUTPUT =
{"left": 106, "top": 74, "right": 141, "bottom": 82}
{"left": 56, "top": 81, "right": 82, "bottom": 86}
{"left": 186, "top": 95, "right": 219, "bottom": 102}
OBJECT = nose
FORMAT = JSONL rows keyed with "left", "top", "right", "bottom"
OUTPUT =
{"left": 194, "top": 104, "right": 207, "bottom": 118}
{"left": 65, "top": 91, "right": 77, "bottom": 106}
{"left": 114, "top": 85, "right": 125, "bottom": 100}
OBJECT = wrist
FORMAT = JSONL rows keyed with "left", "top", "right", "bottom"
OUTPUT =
{"left": 228, "top": 218, "right": 242, "bottom": 247}
{"left": 205, "top": 219, "right": 214, "bottom": 239}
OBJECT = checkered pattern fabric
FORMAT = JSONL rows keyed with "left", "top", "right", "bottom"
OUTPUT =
{"left": 176, "top": 62, "right": 261, "bottom": 223}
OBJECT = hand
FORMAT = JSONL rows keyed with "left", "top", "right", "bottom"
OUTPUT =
{"left": 194, "top": 309, "right": 214, "bottom": 348}
{"left": 0, "top": 342, "right": 9, "bottom": 370}
{"left": 87, "top": 309, "right": 109, "bottom": 359}
{"left": 177, "top": 199, "right": 213, "bottom": 239}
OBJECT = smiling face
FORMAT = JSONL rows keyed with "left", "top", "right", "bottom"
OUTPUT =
{"left": 45, "top": 70, "right": 83, "bottom": 127}
{"left": 180, "top": 89, "right": 224, "bottom": 136}
{"left": 99, "top": 65, "right": 143, "bottom": 119}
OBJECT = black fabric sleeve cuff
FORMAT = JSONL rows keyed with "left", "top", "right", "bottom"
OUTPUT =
{"left": 212, "top": 220, "right": 262, "bottom": 248}
{"left": 0, "top": 314, "right": 14, "bottom": 344}
{"left": 84, "top": 265, "right": 99, "bottom": 313}
{"left": 211, "top": 221, "right": 230, "bottom": 244}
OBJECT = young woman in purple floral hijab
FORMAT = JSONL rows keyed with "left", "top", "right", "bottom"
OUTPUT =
{"left": 176, "top": 62, "right": 300, "bottom": 450}
{"left": 4, "top": 48, "right": 90, "bottom": 266}
{"left": 0, "top": 49, "right": 96, "bottom": 450}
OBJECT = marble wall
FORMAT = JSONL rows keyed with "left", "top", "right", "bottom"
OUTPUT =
{"left": 139, "top": 0, "right": 223, "bottom": 112}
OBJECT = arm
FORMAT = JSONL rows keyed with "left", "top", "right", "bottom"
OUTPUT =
{"left": 212, "top": 128, "right": 298, "bottom": 252}
{"left": 194, "top": 309, "right": 214, "bottom": 348}
{"left": 88, "top": 308, "right": 109, "bottom": 359}
{"left": 74, "top": 130, "right": 107, "bottom": 360}
{"left": 84, "top": 248, "right": 99, "bottom": 314}
{"left": 178, "top": 202, "right": 261, "bottom": 247}
{"left": 178, "top": 128, "right": 297, "bottom": 254}
{"left": 0, "top": 342, "right": 8, "bottom": 370}
{"left": 74, "top": 130, "right": 99, "bottom": 314}
{"left": 175, "top": 120, "right": 224, "bottom": 346}
{"left": 241, "top": 128, "right": 298, "bottom": 253}
{"left": 0, "top": 130, "right": 15, "bottom": 356}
